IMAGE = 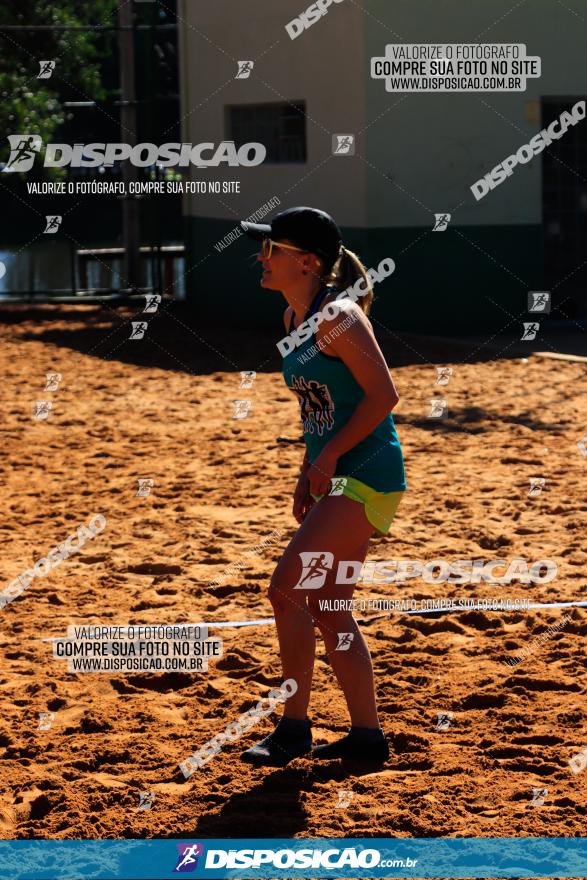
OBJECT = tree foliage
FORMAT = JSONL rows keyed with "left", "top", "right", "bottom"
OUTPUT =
{"left": 0, "top": 0, "right": 119, "bottom": 152}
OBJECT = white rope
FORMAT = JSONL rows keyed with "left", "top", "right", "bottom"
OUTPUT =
{"left": 38, "top": 601, "right": 587, "bottom": 640}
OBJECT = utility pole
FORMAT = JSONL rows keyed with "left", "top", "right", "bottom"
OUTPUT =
{"left": 118, "top": 2, "right": 141, "bottom": 291}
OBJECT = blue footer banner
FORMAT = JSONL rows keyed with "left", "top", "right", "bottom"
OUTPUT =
{"left": 0, "top": 838, "right": 586, "bottom": 879}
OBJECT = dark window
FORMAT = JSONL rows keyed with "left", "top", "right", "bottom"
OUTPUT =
{"left": 542, "top": 95, "right": 587, "bottom": 319}
{"left": 227, "top": 102, "right": 307, "bottom": 163}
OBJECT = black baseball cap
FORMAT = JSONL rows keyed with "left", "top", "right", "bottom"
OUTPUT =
{"left": 240, "top": 206, "right": 342, "bottom": 263}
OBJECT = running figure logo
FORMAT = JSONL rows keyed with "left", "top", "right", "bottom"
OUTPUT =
{"left": 528, "top": 291, "right": 551, "bottom": 313}
{"left": 44, "top": 215, "right": 62, "bottom": 233}
{"left": 428, "top": 398, "right": 448, "bottom": 419}
{"left": 3, "top": 135, "right": 43, "bottom": 172}
{"left": 293, "top": 551, "right": 334, "bottom": 590}
{"left": 45, "top": 372, "right": 62, "bottom": 391}
{"left": 37, "top": 60, "right": 56, "bottom": 79}
{"left": 138, "top": 791, "right": 156, "bottom": 810}
{"left": 291, "top": 375, "right": 335, "bottom": 436}
{"left": 332, "top": 134, "right": 355, "bottom": 155}
{"left": 236, "top": 61, "right": 254, "bottom": 79}
{"left": 434, "top": 711, "right": 453, "bottom": 731}
{"left": 528, "top": 477, "right": 545, "bottom": 497}
{"left": 521, "top": 322, "right": 539, "bottom": 341}
{"left": 435, "top": 367, "right": 453, "bottom": 386}
{"left": 38, "top": 711, "right": 55, "bottom": 731}
{"left": 432, "top": 213, "right": 451, "bottom": 232}
{"left": 336, "top": 790, "right": 355, "bottom": 808}
{"left": 143, "top": 294, "right": 161, "bottom": 313}
{"left": 174, "top": 843, "right": 204, "bottom": 872}
{"left": 530, "top": 787, "right": 548, "bottom": 807}
{"left": 329, "top": 477, "right": 347, "bottom": 495}
{"left": 33, "top": 400, "right": 53, "bottom": 420}
{"left": 130, "top": 322, "right": 148, "bottom": 340}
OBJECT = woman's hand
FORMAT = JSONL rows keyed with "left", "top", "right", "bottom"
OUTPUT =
{"left": 293, "top": 470, "right": 314, "bottom": 524}
{"left": 306, "top": 448, "right": 338, "bottom": 499}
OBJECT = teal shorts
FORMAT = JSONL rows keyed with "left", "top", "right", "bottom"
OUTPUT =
{"left": 311, "top": 476, "right": 405, "bottom": 536}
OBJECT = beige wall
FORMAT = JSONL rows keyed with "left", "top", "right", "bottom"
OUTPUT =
{"left": 364, "top": 0, "right": 587, "bottom": 227}
{"left": 178, "top": 0, "right": 368, "bottom": 226}
{"left": 179, "top": 0, "right": 587, "bottom": 229}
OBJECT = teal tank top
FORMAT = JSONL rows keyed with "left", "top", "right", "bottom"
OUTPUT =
{"left": 281, "top": 287, "right": 407, "bottom": 493}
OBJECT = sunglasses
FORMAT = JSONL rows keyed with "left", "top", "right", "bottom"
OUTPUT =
{"left": 260, "top": 238, "right": 308, "bottom": 260}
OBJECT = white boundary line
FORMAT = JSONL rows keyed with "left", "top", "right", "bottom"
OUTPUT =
{"left": 37, "top": 600, "right": 587, "bottom": 641}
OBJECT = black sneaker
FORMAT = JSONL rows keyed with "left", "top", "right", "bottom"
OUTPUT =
{"left": 241, "top": 716, "right": 312, "bottom": 767}
{"left": 312, "top": 727, "right": 389, "bottom": 763}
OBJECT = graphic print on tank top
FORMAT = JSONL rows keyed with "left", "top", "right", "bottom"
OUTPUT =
{"left": 291, "top": 375, "right": 335, "bottom": 436}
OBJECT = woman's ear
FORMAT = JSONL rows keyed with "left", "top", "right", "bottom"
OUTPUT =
{"left": 301, "top": 253, "right": 313, "bottom": 275}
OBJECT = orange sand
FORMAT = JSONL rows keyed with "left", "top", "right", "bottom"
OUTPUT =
{"left": 0, "top": 304, "right": 585, "bottom": 842}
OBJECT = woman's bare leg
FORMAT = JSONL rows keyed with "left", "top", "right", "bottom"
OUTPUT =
{"left": 269, "top": 494, "right": 377, "bottom": 725}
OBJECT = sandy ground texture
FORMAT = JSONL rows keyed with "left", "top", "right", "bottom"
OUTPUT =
{"left": 0, "top": 303, "right": 586, "bottom": 847}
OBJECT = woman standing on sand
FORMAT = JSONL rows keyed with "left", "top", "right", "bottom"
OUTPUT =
{"left": 238, "top": 207, "right": 406, "bottom": 767}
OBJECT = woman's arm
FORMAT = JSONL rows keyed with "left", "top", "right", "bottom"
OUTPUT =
{"left": 306, "top": 301, "right": 399, "bottom": 496}
{"left": 293, "top": 450, "right": 314, "bottom": 523}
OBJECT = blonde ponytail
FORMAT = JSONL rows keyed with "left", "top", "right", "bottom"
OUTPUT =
{"left": 323, "top": 246, "right": 374, "bottom": 316}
